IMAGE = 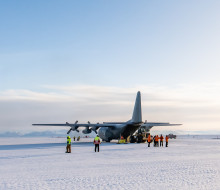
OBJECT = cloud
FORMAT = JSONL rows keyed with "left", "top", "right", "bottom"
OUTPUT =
{"left": 0, "top": 83, "right": 220, "bottom": 134}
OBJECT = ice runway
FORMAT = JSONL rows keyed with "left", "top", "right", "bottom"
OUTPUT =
{"left": 0, "top": 137, "right": 220, "bottom": 190}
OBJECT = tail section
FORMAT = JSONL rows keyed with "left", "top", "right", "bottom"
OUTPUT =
{"left": 132, "top": 91, "right": 142, "bottom": 123}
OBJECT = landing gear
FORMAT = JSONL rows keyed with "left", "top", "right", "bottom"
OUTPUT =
{"left": 130, "top": 135, "right": 136, "bottom": 143}
{"left": 136, "top": 134, "right": 143, "bottom": 143}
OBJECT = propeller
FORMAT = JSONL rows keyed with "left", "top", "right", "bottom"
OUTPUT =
{"left": 82, "top": 121, "right": 92, "bottom": 134}
{"left": 91, "top": 122, "right": 100, "bottom": 134}
{"left": 66, "top": 120, "right": 79, "bottom": 134}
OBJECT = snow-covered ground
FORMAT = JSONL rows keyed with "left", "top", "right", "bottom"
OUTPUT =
{"left": 0, "top": 136, "right": 220, "bottom": 190}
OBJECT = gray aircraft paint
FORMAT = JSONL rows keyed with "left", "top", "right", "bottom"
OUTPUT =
{"left": 132, "top": 91, "right": 142, "bottom": 123}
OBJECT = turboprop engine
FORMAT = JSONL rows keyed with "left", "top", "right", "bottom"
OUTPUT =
{"left": 91, "top": 122, "right": 100, "bottom": 134}
{"left": 82, "top": 121, "right": 92, "bottom": 134}
{"left": 82, "top": 128, "right": 92, "bottom": 134}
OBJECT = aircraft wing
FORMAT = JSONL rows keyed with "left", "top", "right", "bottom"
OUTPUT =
{"left": 32, "top": 122, "right": 117, "bottom": 134}
{"left": 32, "top": 123, "right": 116, "bottom": 128}
{"left": 103, "top": 122, "right": 126, "bottom": 124}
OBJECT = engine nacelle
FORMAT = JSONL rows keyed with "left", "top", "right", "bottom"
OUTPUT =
{"left": 82, "top": 128, "right": 92, "bottom": 134}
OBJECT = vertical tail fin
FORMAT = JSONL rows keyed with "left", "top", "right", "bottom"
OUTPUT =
{"left": 132, "top": 91, "right": 142, "bottom": 123}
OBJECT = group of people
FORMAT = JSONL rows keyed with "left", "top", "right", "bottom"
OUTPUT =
{"left": 147, "top": 134, "right": 169, "bottom": 147}
{"left": 73, "top": 136, "right": 80, "bottom": 141}
{"left": 66, "top": 134, "right": 170, "bottom": 153}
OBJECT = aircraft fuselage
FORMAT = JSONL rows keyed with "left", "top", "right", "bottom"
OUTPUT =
{"left": 98, "top": 122, "right": 141, "bottom": 142}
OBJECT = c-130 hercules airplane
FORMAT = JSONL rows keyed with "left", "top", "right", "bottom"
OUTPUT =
{"left": 33, "top": 91, "right": 181, "bottom": 142}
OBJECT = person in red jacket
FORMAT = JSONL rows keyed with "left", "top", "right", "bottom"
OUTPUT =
{"left": 93, "top": 135, "right": 101, "bottom": 152}
{"left": 160, "top": 134, "right": 164, "bottom": 147}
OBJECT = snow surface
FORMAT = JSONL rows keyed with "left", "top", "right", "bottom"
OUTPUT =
{"left": 0, "top": 137, "right": 220, "bottom": 190}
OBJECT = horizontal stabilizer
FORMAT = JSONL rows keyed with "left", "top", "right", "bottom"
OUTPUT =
{"left": 141, "top": 122, "right": 182, "bottom": 127}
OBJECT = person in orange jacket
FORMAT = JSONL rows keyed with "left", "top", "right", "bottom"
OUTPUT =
{"left": 165, "top": 135, "right": 169, "bottom": 147}
{"left": 155, "top": 135, "right": 159, "bottom": 147}
{"left": 147, "top": 134, "right": 151, "bottom": 147}
{"left": 160, "top": 134, "right": 164, "bottom": 147}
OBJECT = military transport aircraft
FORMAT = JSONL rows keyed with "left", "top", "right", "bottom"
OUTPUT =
{"left": 33, "top": 91, "right": 181, "bottom": 142}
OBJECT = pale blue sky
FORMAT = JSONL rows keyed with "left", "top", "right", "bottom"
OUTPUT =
{"left": 1, "top": 0, "right": 220, "bottom": 89}
{"left": 0, "top": 1, "right": 220, "bottom": 133}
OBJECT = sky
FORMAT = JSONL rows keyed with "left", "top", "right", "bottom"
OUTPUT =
{"left": 0, "top": 0, "right": 220, "bottom": 134}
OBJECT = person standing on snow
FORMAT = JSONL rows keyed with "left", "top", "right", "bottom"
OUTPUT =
{"left": 147, "top": 134, "right": 151, "bottom": 147}
{"left": 93, "top": 135, "right": 101, "bottom": 152}
{"left": 165, "top": 135, "right": 169, "bottom": 147}
{"left": 155, "top": 135, "right": 159, "bottom": 147}
{"left": 160, "top": 134, "right": 164, "bottom": 147}
{"left": 153, "top": 135, "right": 156, "bottom": 147}
{"left": 66, "top": 136, "right": 71, "bottom": 153}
